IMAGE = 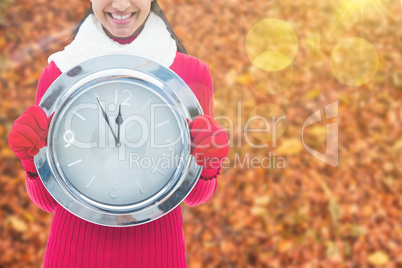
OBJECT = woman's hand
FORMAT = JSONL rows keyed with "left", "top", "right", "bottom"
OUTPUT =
{"left": 187, "top": 115, "right": 229, "bottom": 172}
{"left": 8, "top": 106, "right": 50, "bottom": 172}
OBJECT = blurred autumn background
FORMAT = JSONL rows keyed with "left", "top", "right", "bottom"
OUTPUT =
{"left": 1, "top": 0, "right": 401, "bottom": 267}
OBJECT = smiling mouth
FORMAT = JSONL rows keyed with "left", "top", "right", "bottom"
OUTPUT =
{"left": 107, "top": 12, "right": 136, "bottom": 21}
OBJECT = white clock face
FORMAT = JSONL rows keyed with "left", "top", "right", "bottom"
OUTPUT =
{"left": 51, "top": 80, "right": 185, "bottom": 206}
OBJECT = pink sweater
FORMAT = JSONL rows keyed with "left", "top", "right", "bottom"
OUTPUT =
{"left": 25, "top": 49, "right": 220, "bottom": 267}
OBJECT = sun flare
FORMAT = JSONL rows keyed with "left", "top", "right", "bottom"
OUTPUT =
{"left": 342, "top": 0, "right": 377, "bottom": 12}
{"left": 337, "top": 0, "right": 390, "bottom": 19}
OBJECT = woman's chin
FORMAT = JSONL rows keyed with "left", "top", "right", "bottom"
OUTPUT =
{"left": 112, "top": 33, "right": 133, "bottom": 39}
{"left": 104, "top": 28, "right": 137, "bottom": 40}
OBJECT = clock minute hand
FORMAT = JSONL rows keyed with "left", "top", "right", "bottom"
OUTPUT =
{"left": 115, "top": 105, "right": 123, "bottom": 146}
{"left": 96, "top": 97, "right": 118, "bottom": 145}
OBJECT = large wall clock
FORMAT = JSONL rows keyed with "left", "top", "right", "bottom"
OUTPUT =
{"left": 34, "top": 55, "right": 203, "bottom": 227}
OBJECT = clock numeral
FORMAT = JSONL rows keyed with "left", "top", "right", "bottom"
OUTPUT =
{"left": 121, "top": 90, "right": 132, "bottom": 106}
{"left": 115, "top": 89, "right": 132, "bottom": 106}
{"left": 63, "top": 130, "right": 75, "bottom": 147}
{"left": 108, "top": 182, "right": 119, "bottom": 199}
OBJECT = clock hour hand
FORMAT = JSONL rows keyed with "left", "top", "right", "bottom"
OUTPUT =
{"left": 115, "top": 105, "right": 123, "bottom": 146}
{"left": 96, "top": 97, "right": 118, "bottom": 146}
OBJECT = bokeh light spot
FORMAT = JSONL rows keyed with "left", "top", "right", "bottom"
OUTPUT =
{"left": 247, "top": 103, "right": 287, "bottom": 144}
{"left": 331, "top": 37, "right": 379, "bottom": 87}
{"left": 251, "top": 55, "right": 294, "bottom": 95}
{"left": 253, "top": 51, "right": 292, "bottom": 72}
{"left": 246, "top": 18, "right": 298, "bottom": 71}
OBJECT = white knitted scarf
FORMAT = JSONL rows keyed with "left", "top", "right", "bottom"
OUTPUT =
{"left": 48, "top": 12, "right": 177, "bottom": 73}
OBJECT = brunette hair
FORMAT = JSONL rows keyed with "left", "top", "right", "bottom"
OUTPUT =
{"left": 67, "top": 1, "right": 187, "bottom": 54}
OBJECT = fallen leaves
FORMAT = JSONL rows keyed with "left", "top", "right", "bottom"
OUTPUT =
{"left": 368, "top": 251, "right": 390, "bottom": 266}
{"left": 3, "top": 215, "right": 28, "bottom": 233}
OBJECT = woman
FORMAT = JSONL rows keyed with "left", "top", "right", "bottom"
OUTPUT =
{"left": 8, "top": 0, "right": 229, "bottom": 267}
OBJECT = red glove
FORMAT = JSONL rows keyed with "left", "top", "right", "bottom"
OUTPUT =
{"left": 8, "top": 106, "right": 50, "bottom": 173}
{"left": 187, "top": 115, "right": 229, "bottom": 177}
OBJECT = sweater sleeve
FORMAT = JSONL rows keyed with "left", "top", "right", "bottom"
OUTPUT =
{"left": 182, "top": 60, "right": 221, "bottom": 207}
{"left": 24, "top": 61, "right": 62, "bottom": 213}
